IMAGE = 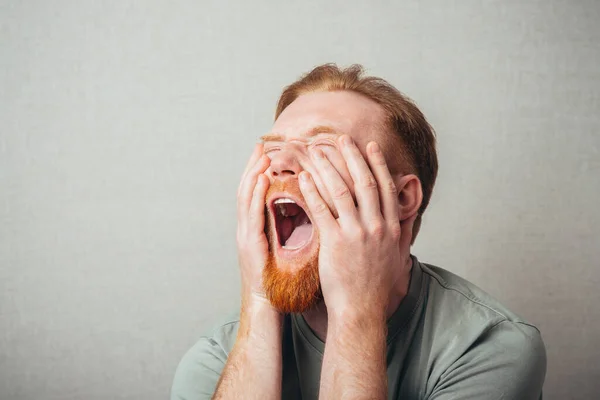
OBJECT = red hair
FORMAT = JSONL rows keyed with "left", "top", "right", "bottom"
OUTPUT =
{"left": 275, "top": 64, "right": 438, "bottom": 242}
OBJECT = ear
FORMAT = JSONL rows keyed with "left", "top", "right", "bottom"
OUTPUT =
{"left": 393, "top": 174, "right": 423, "bottom": 222}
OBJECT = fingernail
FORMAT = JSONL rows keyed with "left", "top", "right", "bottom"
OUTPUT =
{"left": 370, "top": 142, "right": 381, "bottom": 153}
{"left": 311, "top": 148, "right": 324, "bottom": 159}
{"left": 340, "top": 135, "right": 352, "bottom": 146}
{"left": 299, "top": 171, "right": 310, "bottom": 182}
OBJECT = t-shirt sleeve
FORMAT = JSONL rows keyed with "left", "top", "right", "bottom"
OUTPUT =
{"left": 428, "top": 321, "right": 547, "bottom": 400}
{"left": 170, "top": 337, "right": 228, "bottom": 400}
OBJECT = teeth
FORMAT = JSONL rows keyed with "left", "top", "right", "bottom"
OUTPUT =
{"left": 274, "top": 198, "right": 295, "bottom": 205}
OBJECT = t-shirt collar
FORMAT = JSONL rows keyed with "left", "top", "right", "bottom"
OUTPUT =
{"left": 293, "top": 255, "right": 424, "bottom": 354}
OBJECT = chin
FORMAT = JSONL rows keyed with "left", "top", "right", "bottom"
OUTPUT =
{"left": 261, "top": 182, "right": 322, "bottom": 313}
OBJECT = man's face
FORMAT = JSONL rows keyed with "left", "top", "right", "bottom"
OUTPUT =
{"left": 261, "top": 90, "right": 388, "bottom": 313}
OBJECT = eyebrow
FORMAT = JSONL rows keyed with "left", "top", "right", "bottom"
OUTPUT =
{"left": 260, "top": 125, "right": 339, "bottom": 142}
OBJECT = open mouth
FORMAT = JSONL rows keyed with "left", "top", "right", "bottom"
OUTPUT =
{"left": 273, "top": 198, "right": 313, "bottom": 249}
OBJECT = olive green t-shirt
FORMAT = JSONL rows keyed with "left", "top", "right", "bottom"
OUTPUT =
{"left": 171, "top": 257, "right": 547, "bottom": 399}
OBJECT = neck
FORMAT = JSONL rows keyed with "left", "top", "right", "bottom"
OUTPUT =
{"left": 301, "top": 254, "right": 414, "bottom": 342}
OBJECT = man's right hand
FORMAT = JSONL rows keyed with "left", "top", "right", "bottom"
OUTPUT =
{"left": 212, "top": 145, "right": 283, "bottom": 399}
{"left": 236, "top": 143, "right": 272, "bottom": 307}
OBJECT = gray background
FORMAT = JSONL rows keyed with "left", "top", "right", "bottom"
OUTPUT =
{"left": 1, "top": 1, "right": 599, "bottom": 399}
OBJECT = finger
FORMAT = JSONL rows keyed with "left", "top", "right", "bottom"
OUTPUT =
{"left": 366, "top": 141, "right": 399, "bottom": 223}
{"left": 248, "top": 173, "right": 270, "bottom": 234}
{"left": 338, "top": 135, "right": 381, "bottom": 222}
{"left": 310, "top": 147, "right": 358, "bottom": 222}
{"left": 298, "top": 171, "right": 337, "bottom": 231}
{"left": 237, "top": 154, "right": 270, "bottom": 219}
{"left": 238, "top": 143, "right": 264, "bottom": 196}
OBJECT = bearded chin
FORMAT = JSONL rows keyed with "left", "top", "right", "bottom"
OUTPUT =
{"left": 262, "top": 219, "right": 322, "bottom": 314}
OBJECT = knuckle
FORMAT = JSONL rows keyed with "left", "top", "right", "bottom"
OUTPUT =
{"left": 238, "top": 182, "right": 252, "bottom": 198}
{"left": 347, "top": 225, "right": 366, "bottom": 242}
{"left": 236, "top": 232, "right": 246, "bottom": 247}
{"left": 252, "top": 181, "right": 263, "bottom": 195}
{"left": 389, "top": 222, "right": 401, "bottom": 239}
{"left": 368, "top": 221, "right": 385, "bottom": 238}
{"left": 237, "top": 180, "right": 247, "bottom": 196}
{"left": 384, "top": 180, "right": 397, "bottom": 195}
{"left": 313, "top": 201, "right": 329, "bottom": 215}
{"left": 355, "top": 228, "right": 368, "bottom": 242}
{"left": 331, "top": 232, "right": 346, "bottom": 246}
{"left": 357, "top": 227, "right": 367, "bottom": 241}
{"left": 332, "top": 186, "right": 351, "bottom": 200}
{"left": 359, "top": 175, "right": 378, "bottom": 190}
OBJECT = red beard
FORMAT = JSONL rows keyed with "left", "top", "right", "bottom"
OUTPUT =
{"left": 262, "top": 179, "right": 322, "bottom": 313}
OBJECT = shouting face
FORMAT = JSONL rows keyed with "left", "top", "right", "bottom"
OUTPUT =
{"left": 262, "top": 178, "right": 321, "bottom": 313}
{"left": 261, "top": 90, "right": 389, "bottom": 313}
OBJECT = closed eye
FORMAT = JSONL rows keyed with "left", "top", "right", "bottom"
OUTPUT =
{"left": 309, "top": 140, "right": 338, "bottom": 152}
{"left": 263, "top": 139, "right": 337, "bottom": 155}
{"left": 264, "top": 147, "right": 281, "bottom": 154}
{"left": 309, "top": 140, "right": 337, "bottom": 149}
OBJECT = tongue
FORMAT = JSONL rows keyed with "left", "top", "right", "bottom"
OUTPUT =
{"left": 285, "top": 223, "right": 312, "bottom": 248}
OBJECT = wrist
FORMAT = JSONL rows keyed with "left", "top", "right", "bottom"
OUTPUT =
{"left": 239, "top": 293, "right": 283, "bottom": 341}
{"left": 327, "top": 297, "right": 387, "bottom": 325}
{"left": 241, "top": 289, "right": 282, "bottom": 317}
{"left": 327, "top": 305, "right": 387, "bottom": 337}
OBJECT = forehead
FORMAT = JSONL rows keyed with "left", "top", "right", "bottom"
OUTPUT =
{"left": 270, "top": 91, "right": 387, "bottom": 144}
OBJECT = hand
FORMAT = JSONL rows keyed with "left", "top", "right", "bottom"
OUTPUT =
{"left": 299, "top": 135, "right": 405, "bottom": 319}
{"left": 213, "top": 147, "right": 283, "bottom": 400}
{"left": 236, "top": 143, "right": 272, "bottom": 306}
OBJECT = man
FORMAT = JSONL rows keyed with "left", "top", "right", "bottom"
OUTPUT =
{"left": 171, "top": 64, "right": 547, "bottom": 399}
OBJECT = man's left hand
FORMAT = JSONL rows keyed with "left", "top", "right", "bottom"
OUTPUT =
{"left": 298, "top": 135, "right": 407, "bottom": 320}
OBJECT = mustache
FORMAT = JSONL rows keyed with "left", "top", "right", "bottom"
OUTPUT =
{"left": 265, "top": 178, "right": 306, "bottom": 205}
{"left": 264, "top": 176, "right": 342, "bottom": 220}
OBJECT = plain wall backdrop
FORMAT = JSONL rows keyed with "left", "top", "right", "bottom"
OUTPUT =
{"left": 1, "top": 1, "right": 599, "bottom": 399}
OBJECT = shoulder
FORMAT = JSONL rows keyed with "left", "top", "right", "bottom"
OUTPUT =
{"left": 416, "top": 263, "right": 546, "bottom": 398}
{"left": 421, "top": 262, "right": 538, "bottom": 328}
{"left": 171, "top": 313, "right": 240, "bottom": 400}
{"left": 179, "top": 313, "right": 241, "bottom": 365}
{"left": 203, "top": 312, "right": 241, "bottom": 353}
{"left": 427, "top": 318, "right": 547, "bottom": 399}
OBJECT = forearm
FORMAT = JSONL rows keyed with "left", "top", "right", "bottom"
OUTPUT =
{"left": 319, "top": 310, "right": 388, "bottom": 400}
{"left": 213, "top": 299, "right": 283, "bottom": 400}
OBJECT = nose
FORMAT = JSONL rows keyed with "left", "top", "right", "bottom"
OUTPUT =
{"left": 267, "top": 151, "right": 302, "bottom": 181}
